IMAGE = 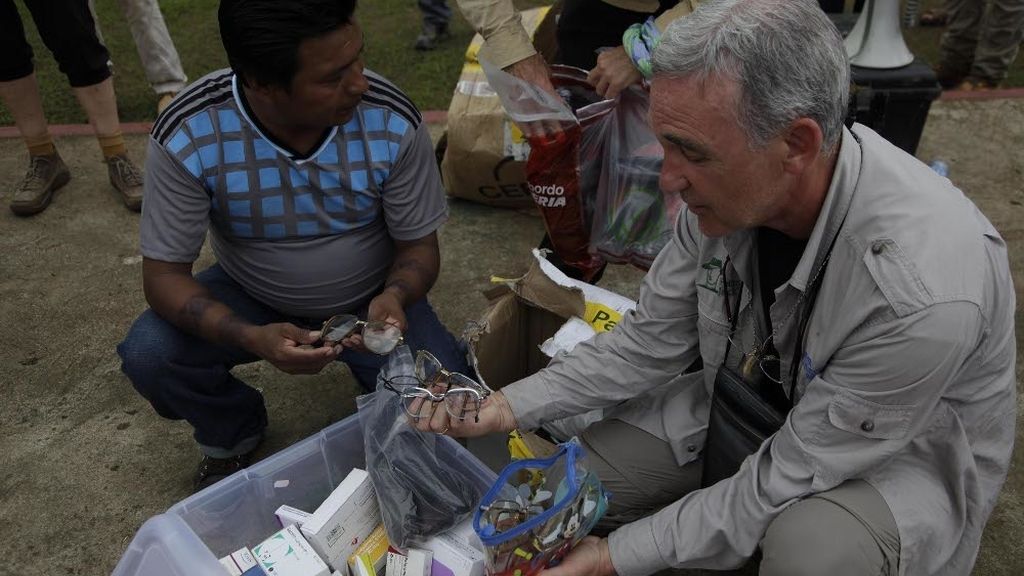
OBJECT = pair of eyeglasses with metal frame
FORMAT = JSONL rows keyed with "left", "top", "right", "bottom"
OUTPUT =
{"left": 383, "top": 351, "right": 491, "bottom": 422}
{"left": 316, "top": 314, "right": 404, "bottom": 355}
{"left": 478, "top": 499, "right": 546, "bottom": 534}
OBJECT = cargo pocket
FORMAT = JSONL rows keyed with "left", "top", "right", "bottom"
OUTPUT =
{"left": 827, "top": 391, "right": 914, "bottom": 441}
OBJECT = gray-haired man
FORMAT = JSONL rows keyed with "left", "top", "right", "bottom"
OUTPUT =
{"left": 418, "top": 1, "right": 1017, "bottom": 575}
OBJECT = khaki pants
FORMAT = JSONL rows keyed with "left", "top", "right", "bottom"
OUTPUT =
{"left": 90, "top": 0, "right": 187, "bottom": 95}
{"left": 940, "top": 0, "right": 1024, "bottom": 82}
{"left": 580, "top": 419, "right": 900, "bottom": 576}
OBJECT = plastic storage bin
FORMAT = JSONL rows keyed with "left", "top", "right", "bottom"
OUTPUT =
{"left": 111, "top": 414, "right": 497, "bottom": 576}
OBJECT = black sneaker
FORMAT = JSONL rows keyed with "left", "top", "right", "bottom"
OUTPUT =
{"left": 414, "top": 22, "right": 451, "bottom": 51}
{"left": 193, "top": 450, "right": 255, "bottom": 493}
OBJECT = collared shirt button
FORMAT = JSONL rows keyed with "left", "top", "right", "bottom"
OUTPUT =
{"left": 871, "top": 241, "right": 886, "bottom": 255}
{"left": 860, "top": 419, "right": 875, "bottom": 432}
{"left": 687, "top": 444, "right": 696, "bottom": 452}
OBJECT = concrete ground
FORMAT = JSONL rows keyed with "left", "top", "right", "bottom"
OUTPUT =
{"left": 0, "top": 98, "right": 1021, "bottom": 575}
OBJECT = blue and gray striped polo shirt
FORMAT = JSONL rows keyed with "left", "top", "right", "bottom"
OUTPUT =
{"left": 140, "top": 68, "right": 448, "bottom": 318}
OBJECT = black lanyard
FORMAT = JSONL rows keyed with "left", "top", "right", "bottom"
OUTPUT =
{"left": 721, "top": 215, "right": 847, "bottom": 404}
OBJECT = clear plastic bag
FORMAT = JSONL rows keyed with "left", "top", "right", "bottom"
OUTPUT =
{"left": 588, "top": 87, "right": 683, "bottom": 269}
{"left": 357, "top": 346, "right": 483, "bottom": 548}
{"left": 473, "top": 438, "right": 609, "bottom": 576}
{"left": 481, "top": 60, "right": 681, "bottom": 272}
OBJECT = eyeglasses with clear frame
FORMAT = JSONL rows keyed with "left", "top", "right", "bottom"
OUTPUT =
{"left": 316, "top": 314, "right": 404, "bottom": 355}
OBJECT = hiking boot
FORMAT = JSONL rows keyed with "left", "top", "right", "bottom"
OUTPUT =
{"left": 193, "top": 450, "right": 256, "bottom": 493}
{"left": 106, "top": 154, "right": 144, "bottom": 212}
{"left": 956, "top": 76, "right": 1001, "bottom": 91}
{"left": 934, "top": 62, "right": 970, "bottom": 89}
{"left": 10, "top": 153, "right": 71, "bottom": 216}
{"left": 414, "top": 22, "right": 451, "bottom": 51}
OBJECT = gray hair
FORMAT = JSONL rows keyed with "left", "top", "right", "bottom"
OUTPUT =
{"left": 652, "top": 0, "right": 849, "bottom": 152}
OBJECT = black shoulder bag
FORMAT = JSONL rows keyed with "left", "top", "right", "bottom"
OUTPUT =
{"left": 700, "top": 223, "right": 845, "bottom": 488}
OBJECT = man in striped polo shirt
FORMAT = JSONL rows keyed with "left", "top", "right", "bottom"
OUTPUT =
{"left": 117, "top": 0, "right": 470, "bottom": 491}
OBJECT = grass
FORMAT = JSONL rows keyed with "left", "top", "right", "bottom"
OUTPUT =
{"left": 0, "top": 0, "right": 1020, "bottom": 126}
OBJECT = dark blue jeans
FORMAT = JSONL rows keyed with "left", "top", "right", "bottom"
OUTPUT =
{"left": 117, "top": 264, "right": 469, "bottom": 456}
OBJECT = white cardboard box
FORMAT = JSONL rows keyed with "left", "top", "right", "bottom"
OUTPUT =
{"left": 300, "top": 468, "right": 380, "bottom": 571}
{"left": 418, "top": 531, "right": 485, "bottom": 576}
{"left": 276, "top": 504, "right": 313, "bottom": 529}
{"left": 386, "top": 549, "right": 433, "bottom": 576}
{"left": 252, "top": 525, "right": 330, "bottom": 576}
{"left": 219, "top": 547, "right": 264, "bottom": 576}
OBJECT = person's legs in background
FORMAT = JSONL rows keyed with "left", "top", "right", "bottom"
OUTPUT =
{"left": 22, "top": 0, "right": 145, "bottom": 211}
{"left": 0, "top": 0, "right": 71, "bottom": 216}
{"left": 113, "top": 0, "right": 188, "bottom": 113}
{"left": 937, "top": 0, "right": 985, "bottom": 87}
{"left": 965, "top": 0, "right": 1024, "bottom": 88}
{"left": 414, "top": 0, "right": 452, "bottom": 51}
{"left": 117, "top": 264, "right": 286, "bottom": 491}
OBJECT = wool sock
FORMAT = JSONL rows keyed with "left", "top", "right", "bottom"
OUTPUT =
{"left": 25, "top": 133, "right": 55, "bottom": 157}
{"left": 98, "top": 131, "right": 127, "bottom": 159}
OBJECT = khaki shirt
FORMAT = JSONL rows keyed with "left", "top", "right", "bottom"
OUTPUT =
{"left": 502, "top": 125, "right": 1016, "bottom": 575}
{"left": 453, "top": 0, "right": 699, "bottom": 69}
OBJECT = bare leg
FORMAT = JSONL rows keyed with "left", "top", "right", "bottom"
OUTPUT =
{"left": 0, "top": 73, "right": 50, "bottom": 141}
{"left": 71, "top": 76, "right": 121, "bottom": 138}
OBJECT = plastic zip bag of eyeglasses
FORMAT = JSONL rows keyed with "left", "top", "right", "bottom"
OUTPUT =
{"left": 472, "top": 438, "right": 609, "bottom": 576}
{"left": 357, "top": 345, "right": 484, "bottom": 548}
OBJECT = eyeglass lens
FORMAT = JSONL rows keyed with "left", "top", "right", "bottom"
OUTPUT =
{"left": 362, "top": 321, "right": 402, "bottom": 354}
{"left": 322, "top": 315, "right": 360, "bottom": 342}
{"left": 322, "top": 314, "right": 402, "bottom": 355}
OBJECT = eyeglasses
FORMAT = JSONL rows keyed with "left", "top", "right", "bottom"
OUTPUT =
{"left": 383, "top": 371, "right": 490, "bottom": 423}
{"left": 731, "top": 334, "right": 784, "bottom": 385}
{"left": 317, "top": 314, "right": 403, "bottom": 355}
{"left": 415, "top": 350, "right": 481, "bottom": 391}
{"left": 479, "top": 498, "right": 547, "bottom": 534}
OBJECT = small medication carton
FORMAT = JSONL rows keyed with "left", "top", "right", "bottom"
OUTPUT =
{"left": 418, "top": 530, "right": 485, "bottom": 576}
{"left": 386, "top": 548, "right": 433, "bottom": 576}
{"left": 276, "top": 504, "right": 313, "bottom": 529}
{"left": 300, "top": 468, "right": 380, "bottom": 571}
{"left": 219, "top": 547, "right": 265, "bottom": 576}
{"left": 252, "top": 525, "right": 330, "bottom": 576}
{"left": 346, "top": 524, "right": 390, "bottom": 576}
{"left": 442, "top": 518, "right": 484, "bottom": 552}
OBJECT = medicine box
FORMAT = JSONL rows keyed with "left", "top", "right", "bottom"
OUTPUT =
{"left": 252, "top": 525, "right": 329, "bottom": 576}
{"left": 301, "top": 468, "right": 379, "bottom": 571}
{"left": 112, "top": 414, "right": 496, "bottom": 576}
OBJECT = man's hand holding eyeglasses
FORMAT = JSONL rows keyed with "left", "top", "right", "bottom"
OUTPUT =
{"left": 244, "top": 322, "right": 339, "bottom": 374}
{"left": 341, "top": 291, "right": 407, "bottom": 352}
{"left": 409, "top": 389, "right": 519, "bottom": 438}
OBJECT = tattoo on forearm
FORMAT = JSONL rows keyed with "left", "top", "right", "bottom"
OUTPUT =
{"left": 180, "top": 296, "right": 215, "bottom": 334}
{"left": 180, "top": 295, "right": 246, "bottom": 345}
{"left": 394, "top": 257, "right": 437, "bottom": 286}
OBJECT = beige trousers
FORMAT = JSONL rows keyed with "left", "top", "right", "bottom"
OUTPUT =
{"left": 579, "top": 419, "right": 900, "bottom": 576}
